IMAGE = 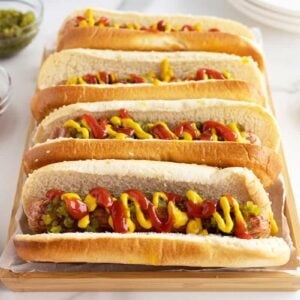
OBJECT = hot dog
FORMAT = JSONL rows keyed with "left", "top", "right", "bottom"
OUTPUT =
{"left": 14, "top": 159, "right": 290, "bottom": 267}
{"left": 32, "top": 49, "right": 266, "bottom": 121}
{"left": 56, "top": 8, "right": 264, "bottom": 70}
{"left": 24, "top": 99, "right": 282, "bottom": 186}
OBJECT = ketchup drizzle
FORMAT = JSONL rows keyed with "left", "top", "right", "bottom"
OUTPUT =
{"left": 44, "top": 188, "right": 253, "bottom": 239}
{"left": 127, "top": 189, "right": 175, "bottom": 233}
{"left": 202, "top": 121, "right": 237, "bottom": 141}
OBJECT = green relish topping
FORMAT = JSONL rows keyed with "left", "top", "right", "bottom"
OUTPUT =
{"left": 0, "top": 9, "right": 37, "bottom": 57}
{"left": 0, "top": 9, "right": 35, "bottom": 38}
{"left": 242, "top": 201, "right": 262, "bottom": 218}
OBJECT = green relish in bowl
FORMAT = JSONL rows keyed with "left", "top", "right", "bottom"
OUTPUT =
{"left": 0, "top": 0, "right": 43, "bottom": 58}
{"left": 0, "top": 9, "right": 36, "bottom": 37}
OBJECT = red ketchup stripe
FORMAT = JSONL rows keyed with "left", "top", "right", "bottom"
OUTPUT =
{"left": 44, "top": 187, "right": 254, "bottom": 239}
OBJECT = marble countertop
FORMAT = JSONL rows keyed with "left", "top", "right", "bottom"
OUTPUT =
{"left": 0, "top": 0, "right": 299, "bottom": 298}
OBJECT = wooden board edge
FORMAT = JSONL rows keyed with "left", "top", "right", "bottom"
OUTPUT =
{"left": 1, "top": 50, "right": 300, "bottom": 292}
{"left": 264, "top": 72, "right": 300, "bottom": 265}
{"left": 1, "top": 268, "right": 300, "bottom": 292}
{"left": 280, "top": 149, "right": 300, "bottom": 265}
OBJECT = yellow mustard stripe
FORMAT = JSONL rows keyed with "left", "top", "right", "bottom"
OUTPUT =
{"left": 84, "top": 194, "right": 97, "bottom": 212}
{"left": 120, "top": 193, "right": 136, "bottom": 232}
{"left": 108, "top": 216, "right": 113, "bottom": 229}
{"left": 186, "top": 191, "right": 206, "bottom": 235}
{"left": 134, "top": 22, "right": 140, "bottom": 30}
{"left": 212, "top": 196, "right": 248, "bottom": 234}
{"left": 106, "top": 124, "right": 127, "bottom": 140}
{"left": 81, "top": 119, "right": 91, "bottom": 131}
{"left": 110, "top": 116, "right": 121, "bottom": 126}
{"left": 78, "top": 215, "right": 90, "bottom": 229}
{"left": 164, "top": 23, "right": 171, "bottom": 32}
{"left": 79, "top": 20, "right": 88, "bottom": 27}
{"left": 124, "top": 193, "right": 152, "bottom": 229}
{"left": 151, "top": 23, "right": 158, "bottom": 30}
{"left": 63, "top": 120, "right": 89, "bottom": 139}
{"left": 223, "top": 71, "right": 232, "bottom": 79}
{"left": 186, "top": 218, "right": 202, "bottom": 234}
{"left": 211, "top": 128, "right": 218, "bottom": 141}
{"left": 126, "top": 23, "right": 134, "bottom": 30}
{"left": 78, "top": 77, "right": 86, "bottom": 85}
{"left": 228, "top": 123, "right": 245, "bottom": 143}
{"left": 186, "top": 190, "right": 203, "bottom": 204}
{"left": 194, "top": 23, "right": 202, "bottom": 31}
{"left": 66, "top": 77, "right": 78, "bottom": 85}
{"left": 121, "top": 118, "right": 152, "bottom": 139}
{"left": 120, "top": 191, "right": 188, "bottom": 231}
{"left": 269, "top": 211, "right": 279, "bottom": 235}
{"left": 61, "top": 192, "right": 81, "bottom": 200}
{"left": 168, "top": 201, "right": 188, "bottom": 228}
{"left": 161, "top": 59, "right": 174, "bottom": 82}
{"left": 153, "top": 192, "right": 168, "bottom": 207}
{"left": 231, "top": 196, "right": 248, "bottom": 226}
{"left": 181, "top": 132, "right": 193, "bottom": 140}
{"left": 213, "top": 196, "right": 234, "bottom": 233}
{"left": 85, "top": 8, "right": 95, "bottom": 26}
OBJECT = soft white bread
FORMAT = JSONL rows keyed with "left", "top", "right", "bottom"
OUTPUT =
{"left": 57, "top": 9, "right": 265, "bottom": 70}
{"left": 37, "top": 49, "right": 266, "bottom": 96}
{"left": 33, "top": 99, "right": 280, "bottom": 150}
{"left": 21, "top": 160, "right": 272, "bottom": 210}
{"left": 15, "top": 160, "right": 290, "bottom": 266}
{"left": 31, "top": 80, "right": 266, "bottom": 122}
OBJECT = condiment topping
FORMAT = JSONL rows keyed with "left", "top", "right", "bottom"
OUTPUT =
{"left": 74, "top": 9, "right": 220, "bottom": 33}
{"left": 0, "top": 9, "right": 35, "bottom": 38}
{"left": 40, "top": 187, "right": 277, "bottom": 239}
{"left": 0, "top": 9, "right": 37, "bottom": 57}
{"left": 64, "top": 59, "right": 230, "bottom": 86}
{"left": 49, "top": 109, "right": 261, "bottom": 145}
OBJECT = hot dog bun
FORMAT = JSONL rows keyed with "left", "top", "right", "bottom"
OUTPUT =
{"left": 14, "top": 160, "right": 290, "bottom": 267}
{"left": 33, "top": 99, "right": 279, "bottom": 148}
{"left": 57, "top": 8, "right": 264, "bottom": 70}
{"left": 37, "top": 49, "right": 264, "bottom": 91}
{"left": 32, "top": 81, "right": 266, "bottom": 122}
{"left": 23, "top": 100, "right": 282, "bottom": 186}
{"left": 32, "top": 49, "right": 265, "bottom": 121}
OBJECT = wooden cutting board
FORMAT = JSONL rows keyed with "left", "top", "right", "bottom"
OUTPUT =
{"left": 0, "top": 50, "right": 300, "bottom": 292}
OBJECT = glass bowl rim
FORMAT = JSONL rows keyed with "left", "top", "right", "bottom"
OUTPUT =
{"left": 0, "top": 66, "right": 12, "bottom": 104}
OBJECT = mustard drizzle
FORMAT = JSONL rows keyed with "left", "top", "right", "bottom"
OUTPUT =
{"left": 62, "top": 114, "right": 249, "bottom": 143}
{"left": 57, "top": 190, "right": 276, "bottom": 238}
{"left": 77, "top": 8, "right": 204, "bottom": 33}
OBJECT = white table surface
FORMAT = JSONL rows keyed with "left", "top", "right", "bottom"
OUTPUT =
{"left": 0, "top": 0, "right": 299, "bottom": 298}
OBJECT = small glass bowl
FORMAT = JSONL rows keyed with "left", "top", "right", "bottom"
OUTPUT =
{"left": 0, "top": 0, "right": 43, "bottom": 58}
{"left": 0, "top": 66, "right": 12, "bottom": 115}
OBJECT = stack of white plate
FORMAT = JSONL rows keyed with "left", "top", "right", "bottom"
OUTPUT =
{"left": 228, "top": 0, "right": 300, "bottom": 34}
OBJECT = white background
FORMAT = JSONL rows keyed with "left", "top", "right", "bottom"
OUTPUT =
{"left": 0, "top": 0, "right": 299, "bottom": 298}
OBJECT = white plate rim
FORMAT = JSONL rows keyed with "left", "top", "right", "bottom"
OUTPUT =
{"left": 239, "top": 0, "right": 300, "bottom": 24}
{"left": 248, "top": 0, "right": 300, "bottom": 17}
{"left": 228, "top": 0, "right": 300, "bottom": 33}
